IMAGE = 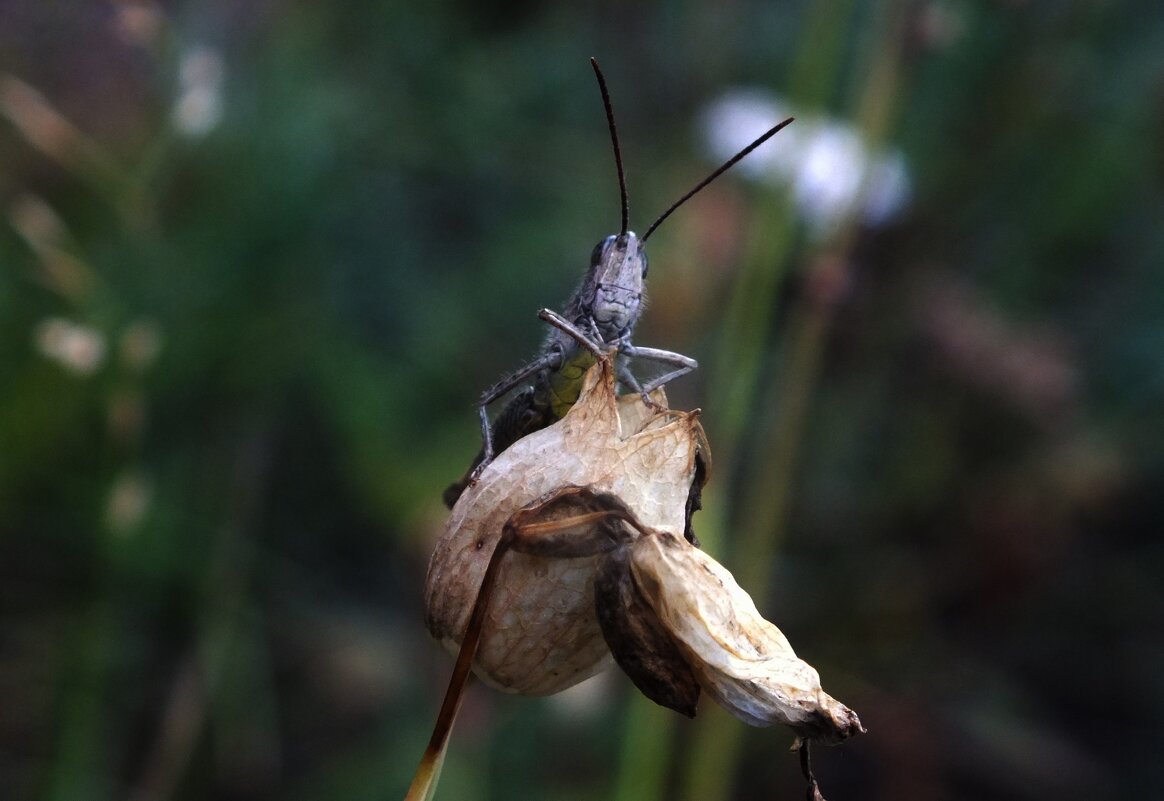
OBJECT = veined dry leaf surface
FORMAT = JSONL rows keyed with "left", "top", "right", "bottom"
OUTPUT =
{"left": 424, "top": 358, "right": 704, "bottom": 695}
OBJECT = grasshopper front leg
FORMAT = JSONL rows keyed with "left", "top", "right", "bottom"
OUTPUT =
{"left": 469, "top": 350, "right": 563, "bottom": 483}
{"left": 538, "top": 308, "right": 608, "bottom": 357}
{"left": 447, "top": 311, "right": 613, "bottom": 509}
{"left": 471, "top": 310, "right": 607, "bottom": 481}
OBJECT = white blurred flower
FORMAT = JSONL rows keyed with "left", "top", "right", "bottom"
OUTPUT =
{"left": 792, "top": 121, "right": 867, "bottom": 233}
{"left": 702, "top": 89, "right": 798, "bottom": 181}
{"left": 34, "top": 317, "right": 106, "bottom": 375}
{"left": 701, "top": 89, "right": 911, "bottom": 237}
{"left": 172, "top": 46, "right": 224, "bottom": 137}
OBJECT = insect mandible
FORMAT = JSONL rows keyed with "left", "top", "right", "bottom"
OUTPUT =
{"left": 444, "top": 58, "right": 792, "bottom": 508}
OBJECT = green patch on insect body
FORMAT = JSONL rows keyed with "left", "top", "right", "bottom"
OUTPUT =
{"left": 542, "top": 348, "right": 596, "bottom": 418}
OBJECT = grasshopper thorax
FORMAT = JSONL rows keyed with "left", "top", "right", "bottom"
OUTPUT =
{"left": 583, "top": 231, "right": 648, "bottom": 342}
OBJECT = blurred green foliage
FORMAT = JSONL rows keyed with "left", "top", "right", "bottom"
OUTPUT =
{"left": 2, "top": 1, "right": 1162, "bottom": 800}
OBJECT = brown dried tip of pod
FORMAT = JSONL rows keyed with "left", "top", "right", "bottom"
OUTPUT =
{"left": 628, "top": 530, "right": 865, "bottom": 744}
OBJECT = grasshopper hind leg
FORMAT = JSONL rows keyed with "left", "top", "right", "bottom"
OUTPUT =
{"left": 616, "top": 343, "right": 698, "bottom": 411}
{"left": 620, "top": 344, "right": 698, "bottom": 394}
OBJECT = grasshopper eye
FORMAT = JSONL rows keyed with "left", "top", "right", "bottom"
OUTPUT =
{"left": 591, "top": 236, "right": 615, "bottom": 266}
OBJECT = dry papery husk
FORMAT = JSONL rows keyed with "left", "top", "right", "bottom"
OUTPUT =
{"left": 424, "top": 357, "right": 862, "bottom": 747}
{"left": 425, "top": 357, "right": 702, "bottom": 695}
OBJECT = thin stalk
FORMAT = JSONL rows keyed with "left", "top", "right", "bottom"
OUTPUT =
{"left": 679, "top": 1, "right": 909, "bottom": 799}
{"left": 679, "top": 266, "right": 835, "bottom": 801}
{"left": 707, "top": 196, "right": 799, "bottom": 498}
{"left": 611, "top": 3, "right": 908, "bottom": 797}
{"left": 785, "top": 0, "right": 861, "bottom": 109}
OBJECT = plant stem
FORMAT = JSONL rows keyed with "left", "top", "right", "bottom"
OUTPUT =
{"left": 680, "top": 2, "right": 908, "bottom": 798}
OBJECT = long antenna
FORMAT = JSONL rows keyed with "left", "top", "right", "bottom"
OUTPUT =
{"left": 642, "top": 116, "right": 794, "bottom": 242}
{"left": 590, "top": 57, "right": 630, "bottom": 236}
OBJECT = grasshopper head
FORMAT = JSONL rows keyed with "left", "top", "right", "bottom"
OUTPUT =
{"left": 586, "top": 231, "right": 647, "bottom": 341}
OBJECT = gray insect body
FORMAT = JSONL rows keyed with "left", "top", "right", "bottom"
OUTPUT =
{"left": 443, "top": 60, "right": 793, "bottom": 509}
{"left": 442, "top": 230, "right": 689, "bottom": 509}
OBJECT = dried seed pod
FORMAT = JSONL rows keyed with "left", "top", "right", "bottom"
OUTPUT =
{"left": 424, "top": 357, "right": 706, "bottom": 695}
{"left": 415, "top": 357, "right": 861, "bottom": 801}
{"left": 628, "top": 530, "right": 864, "bottom": 744}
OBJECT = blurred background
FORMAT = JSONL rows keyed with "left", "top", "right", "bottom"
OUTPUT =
{"left": 2, "top": 1, "right": 1162, "bottom": 800}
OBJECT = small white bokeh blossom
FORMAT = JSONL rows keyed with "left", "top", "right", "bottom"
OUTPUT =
{"left": 701, "top": 89, "right": 910, "bottom": 237}
{"left": 172, "top": 45, "right": 224, "bottom": 137}
{"left": 793, "top": 121, "right": 867, "bottom": 233}
{"left": 34, "top": 317, "right": 106, "bottom": 375}
{"left": 701, "top": 88, "right": 799, "bottom": 181}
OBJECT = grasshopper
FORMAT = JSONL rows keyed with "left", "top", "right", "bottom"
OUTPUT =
{"left": 444, "top": 59, "right": 792, "bottom": 509}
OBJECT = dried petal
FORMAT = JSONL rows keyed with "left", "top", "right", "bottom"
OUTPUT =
{"left": 629, "top": 530, "right": 864, "bottom": 744}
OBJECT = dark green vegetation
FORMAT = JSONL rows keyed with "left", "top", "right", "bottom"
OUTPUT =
{"left": 1, "top": 2, "right": 1162, "bottom": 800}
